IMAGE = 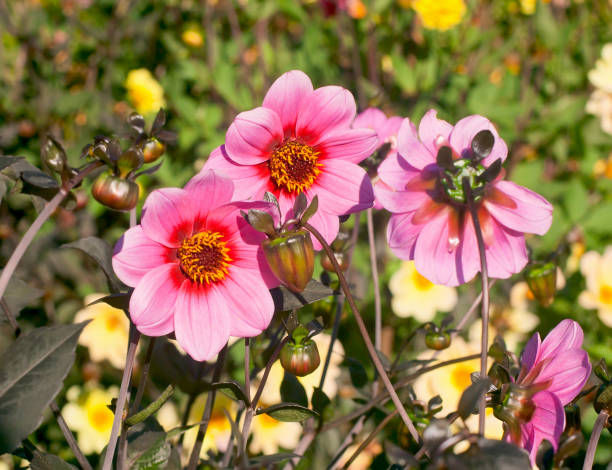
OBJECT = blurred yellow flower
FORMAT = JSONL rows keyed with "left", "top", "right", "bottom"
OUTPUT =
{"left": 588, "top": 44, "right": 612, "bottom": 93}
{"left": 182, "top": 29, "right": 204, "bottom": 48}
{"left": 249, "top": 409, "right": 301, "bottom": 454}
{"left": 74, "top": 294, "right": 130, "bottom": 369}
{"left": 257, "top": 333, "right": 345, "bottom": 405}
{"left": 412, "top": 0, "right": 465, "bottom": 31}
{"left": 520, "top": 0, "right": 537, "bottom": 14}
{"left": 337, "top": 441, "right": 382, "bottom": 469}
{"left": 412, "top": 337, "right": 503, "bottom": 439}
{"left": 567, "top": 240, "right": 586, "bottom": 273}
{"left": 125, "top": 69, "right": 165, "bottom": 115}
{"left": 62, "top": 385, "right": 117, "bottom": 454}
{"left": 578, "top": 247, "right": 612, "bottom": 326}
{"left": 587, "top": 44, "right": 612, "bottom": 135}
{"left": 389, "top": 261, "right": 457, "bottom": 323}
{"left": 183, "top": 393, "right": 236, "bottom": 457}
{"left": 157, "top": 401, "right": 180, "bottom": 432}
{"left": 586, "top": 89, "right": 612, "bottom": 135}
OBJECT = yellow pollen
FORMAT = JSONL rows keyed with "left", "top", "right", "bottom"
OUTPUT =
{"left": 600, "top": 284, "right": 612, "bottom": 305}
{"left": 177, "top": 231, "right": 232, "bottom": 285}
{"left": 413, "top": 270, "right": 434, "bottom": 291}
{"left": 268, "top": 140, "right": 322, "bottom": 193}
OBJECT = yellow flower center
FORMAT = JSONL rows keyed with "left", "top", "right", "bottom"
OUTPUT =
{"left": 87, "top": 403, "right": 113, "bottom": 433}
{"left": 600, "top": 284, "right": 612, "bottom": 305}
{"left": 413, "top": 269, "right": 434, "bottom": 291}
{"left": 450, "top": 364, "right": 473, "bottom": 391}
{"left": 177, "top": 231, "right": 232, "bottom": 284}
{"left": 104, "top": 311, "right": 123, "bottom": 332}
{"left": 258, "top": 412, "right": 280, "bottom": 429}
{"left": 268, "top": 140, "right": 322, "bottom": 194}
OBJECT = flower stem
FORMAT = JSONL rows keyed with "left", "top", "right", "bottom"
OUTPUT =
{"left": 129, "top": 336, "right": 157, "bottom": 416}
{"left": 49, "top": 401, "right": 94, "bottom": 470}
{"left": 0, "top": 161, "right": 102, "bottom": 303}
{"left": 366, "top": 208, "right": 382, "bottom": 393}
{"left": 102, "top": 325, "right": 141, "bottom": 470}
{"left": 244, "top": 337, "right": 251, "bottom": 405}
{"left": 187, "top": 345, "right": 227, "bottom": 470}
{"left": 582, "top": 410, "right": 609, "bottom": 470}
{"left": 304, "top": 223, "right": 421, "bottom": 444}
{"left": 464, "top": 179, "right": 490, "bottom": 436}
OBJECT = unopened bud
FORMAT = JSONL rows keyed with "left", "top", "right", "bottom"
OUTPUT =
{"left": 525, "top": 262, "right": 557, "bottom": 307}
{"left": 425, "top": 331, "right": 450, "bottom": 350}
{"left": 92, "top": 175, "right": 139, "bottom": 211}
{"left": 280, "top": 333, "right": 320, "bottom": 377}
{"left": 262, "top": 230, "right": 314, "bottom": 293}
{"left": 320, "top": 251, "right": 349, "bottom": 272}
{"left": 142, "top": 137, "right": 166, "bottom": 163}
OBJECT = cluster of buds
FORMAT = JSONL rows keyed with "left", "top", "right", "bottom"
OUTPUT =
{"left": 41, "top": 135, "right": 78, "bottom": 185}
{"left": 436, "top": 129, "right": 502, "bottom": 205}
{"left": 279, "top": 324, "right": 321, "bottom": 377}
{"left": 83, "top": 109, "right": 175, "bottom": 211}
{"left": 244, "top": 192, "right": 317, "bottom": 293}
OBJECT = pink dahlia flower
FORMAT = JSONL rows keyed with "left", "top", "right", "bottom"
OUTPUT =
{"left": 352, "top": 107, "right": 403, "bottom": 209}
{"left": 508, "top": 319, "right": 591, "bottom": 463}
{"left": 377, "top": 110, "right": 553, "bottom": 286}
{"left": 203, "top": 70, "right": 377, "bottom": 248}
{"left": 112, "top": 170, "right": 278, "bottom": 361}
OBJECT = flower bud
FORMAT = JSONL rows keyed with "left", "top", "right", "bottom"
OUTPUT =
{"left": 280, "top": 336, "right": 320, "bottom": 377}
{"left": 41, "top": 135, "right": 67, "bottom": 174}
{"left": 262, "top": 230, "right": 314, "bottom": 293}
{"left": 92, "top": 175, "right": 139, "bottom": 211}
{"left": 425, "top": 331, "right": 451, "bottom": 350}
{"left": 525, "top": 262, "right": 557, "bottom": 307}
{"left": 320, "top": 250, "right": 349, "bottom": 272}
{"left": 595, "top": 383, "right": 612, "bottom": 414}
{"left": 142, "top": 137, "right": 166, "bottom": 163}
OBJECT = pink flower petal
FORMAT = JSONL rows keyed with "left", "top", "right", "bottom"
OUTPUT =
{"left": 174, "top": 282, "right": 231, "bottom": 361}
{"left": 380, "top": 116, "right": 404, "bottom": 143}
{"left": 225, "top": 107, "right": 283, "bottom": 165}
{"left": 306, "top": 209, "right": 340, "bottom": 251}
{"left": 263, "top": 70, "right": 314, "bottom": 136}
{"left": 352, "top": 108, "right": 388, "bottom": 133}
{"left": 184, "top": 170, "right": 235, "bottom": 231}
{"left": 112, "top": 226, "right": 173, "bottom": 287}
{"left": 375, "top": 186, "right": 429, "bottom": 214}
{"left": 141, "top": 188, "right": 192, "bottom": 248}
{"left": 397, "top": 118, "right": 437, "bottom": 170}
{"left": 218, "top": 269, "right": 275, "bottom": 336}
{"left": 449, "top": 114, "right": 508, "bottom": 166}
{"left": 525, "top": 391, "right": 564, "bottom": 464}
{"left": 129, "top": 263, "right": 183, "bottom": 335}
{"left": 310, "top": 160, "right": 374, "bottom": 215}
{"left": 318, "top": 128, "right": 378, "bottom": 164}
{"left": 535, "top": 349, "right": 591, "bottom": 405}
{"left": 540, "top": 319, "right": 584, "bottom": 356}
{"left": 413, "top": 209, "right": 480, "bottom": 286}
{"left": 484, "top": 221, "right": 528, "bottom": 279}
{"left": 484, "top": 181, "right": 553, "bottom": 236}
{"left": 520, "top": 332, "right": 541, "bottom": 375}
{"left": 202, "top": 146, "right": 272, "bottom": 202}
{"left": 417, "top": 109, "right": 452, "bottom": 157}
{"left": 387, "top": 212, "right": 422, "bottom": 260}
{"left": 377, "top": 150, "right": 421, "bottom": 189}
{"left": 296, "top": 86, "right": 356, "bottom": 145}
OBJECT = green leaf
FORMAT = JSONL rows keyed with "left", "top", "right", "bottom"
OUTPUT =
{"left": 280, "top": 372, "right": 308, "bottom": 408}
{"left": 20, "top": 170, "right": 60, "bottom": 201}
{"left": 0, "top": 156, "right": 24, "bottom": 172}
{"left": 446, "top": 438, "right": 531, "bottom": 469}
{"left": 300, "top": 195, "right": 318, "bottom": 226}
{"left": 212, "top": 381, "right": 249, "bottom": 405}
{"left": 30, "top": 450, "right": 78, "bottom": 470}
{"left": 344, "top": 357, "right": 368, "bottom": 388}
{"left": 583, "top": 201, "right": 612, "bottom": 235}
{"left": 270, "top": 279, "right": 334, "bottom": 313}
{"left": 89, "top": 292, "right": 131, "bottom": 311}
{"left": 257, "top": 403, "right": 318, "bottom": 422}
{"left": 126, "top": 421, "right": 171, "bottom": 470}
{"left": 563, "top": 179, "right": 589, "bottom": 223}
{"left": 62, "top": 237, "right": 126, "bottom": 293}
{"left": 0, "top": 274, "right": 44, "bottom": 320}
{"left": 126, "top": 385, "right": 175, "bottom": 427}
{"left": 311, "top": 387, "right": 330, "bottom": 415}
{"left": 457, "top": 378, "right": 493, "bottom": 420}
{"left": 150, "top": 339, "right": 210, "bottom": 395}
{"left": 422, "top": 419, "right": 450, "bottom": 454}
{"left": 0, "top": 323, "right": 87, "bottom": 453}
{"left": 246, "top": 209, "right": 276, "bottom": 236}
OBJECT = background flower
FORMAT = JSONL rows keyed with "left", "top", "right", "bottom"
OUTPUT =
{"left": 578, "top": 246, "right": 612, "bottom": 326}
{"left": 586, "top": 44, "right": 612, "bottom": 135}
{"left": 61, "top": 385, "right": 118, "bottom": 455}
{"left": 73, "top": 293, "right": 130, "bottom": 369}
{"left": 125, "top": 69, "right": 165, "bottom": 115}
{"left": 389, "top": 260, "right": 457, "bottom": 322}
{"left": 249, "top": 413, "right": 301, "bottom": 454}
{"left": 411, "top": 0, "right": 466, "bottom": 31}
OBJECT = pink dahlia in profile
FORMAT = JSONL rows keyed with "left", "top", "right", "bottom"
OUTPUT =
{"left": 203, "top": 70, "right": 377, "bottom": 248}
{"left": 377, "top": 110, "right": 553, "bottom": 286}
{"left": 112, "top": 170, "right": 278, "bottom": 361}
{"left": 352, "top": 107, "right": 403, "bottom": 209}
{"left": 498, "top": 319, "right": 591, "bottom": 464}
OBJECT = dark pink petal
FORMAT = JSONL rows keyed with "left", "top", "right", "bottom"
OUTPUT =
{"left": 449, "top": 114, "right": 508, "bottom": 166}
{"left": 417, "top": 109, "right": 452, "bottom": 157}
{"left": 484, "top": 181, "right": 553, "bottom": 236}
{"left": 141, "top": 188, "right": 192, "bottom": 248}
{"left": 218, "top": 269, "right": 275, "bottom": 337}
{"left": 112, "top": 226, "right": 173, "bottom": 287}
{"left": 377, "top": 150, "right": 421, "bottom": 190}
{"left": 520, "top": 332, "right": 542, "bottom": 376}
{"left": 202, "top": 146, "right": 271, "bottom": 201}
{"left": 397, "top": 118, "right": 437, "bottom": 170}
{"left": 184, "top": 170, "right": 235, "bottom": 231}
{"left": 317, "top": 128, "right": 378, "bottom": 164}
{"left": 535, "top": 349, "right": 591, "bottom": 405}
{"left": 387, "top": 212, "right": 422, "bottom": 260}
{"left": 306, "top": 208, "right": 340, "bottom": 251}
{"left": 225, "top": 107, "right": 283, "bottom": 165}
{"left": 263, "top": 70, "right": 313, "bottom": 136}
{"left": 375, "top": 185, "right": 429, "bottom": 214}
{"left": 483, "top": 221, "right": 528, "bottom": 279}
{"left": 524, "top": 391, "right": 564, "bottom": 464}
{"left": 311, "top": 160, "right": 374, "bottom": 215}
{"left": 129, "top": 263, "right": 183, "bottom": 336}
{"left": 413, "top": 209, "right": 480, "bottom": 286}
{"left": 174, "top": 282, "right": 231, "bottom": 361}
{"left": 296, "top": 86, "right": 356, "bottom": 144}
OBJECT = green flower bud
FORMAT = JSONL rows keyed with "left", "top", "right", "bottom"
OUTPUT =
{"left": 525, "top": 262, "right": 557, "bottom": 307}
{"left": 280, "top": 337, "right": 320, "bottom": 377}
{"left": 92, "top": 175, "right": 139, "bottom": 211}
{"left": 262, "top": 230, "right": 314, "bottom": 293}
{"left": 425, "top": 331, "right": 451, "bottom": 350}
{"left": 142, "top": 137, "right": 166, "bottom": 163}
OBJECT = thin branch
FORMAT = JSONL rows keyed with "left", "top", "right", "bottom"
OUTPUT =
{"left": 341, "top": 410, "right": 399, "bottom": 469}
{"left": 50, "top": 401, "right": 94, "bottom": 470}
{"left": 366, "top": 208, "right": 382, "bottom": 394}
{"left": 582, "top": 410, "right": 609, "bottom": 470}
{"left": 130, "top": 336, "right": 156, "bottom": 415}
{"left": 327, "top": 415, "right": 366, "bottom": 470}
